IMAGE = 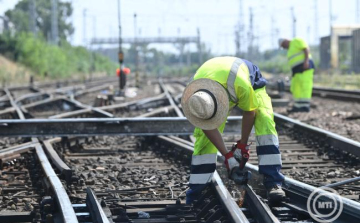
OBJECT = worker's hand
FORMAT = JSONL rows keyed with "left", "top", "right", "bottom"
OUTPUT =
{"left": 224, "top": 151, "right": 239, "bottom": 175}
{"left": 303, "top": 60, "right": 310, "bottom": 70}
{"left": 232, "top": 141, "right": 251, "bottom": 169}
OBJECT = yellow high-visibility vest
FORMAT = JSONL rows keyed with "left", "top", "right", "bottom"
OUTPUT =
{"left": 193, "top": 57, "right": 259, "bottom": 111}
{"left": 287, "top": 38, "right": 312, "bottom": 69}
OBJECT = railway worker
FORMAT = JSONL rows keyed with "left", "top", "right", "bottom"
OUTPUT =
{"left": 116, "top": 67, "right": 131, "bottom": 92}
{"left": 181, "top": 57, "right": 285, "bottom": 204}
{"left": 279, "top": 38, "right": 315, "bottom": 112}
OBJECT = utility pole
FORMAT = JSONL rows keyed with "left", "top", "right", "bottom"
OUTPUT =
{"left": 236, "top": 0, "right": 244, "bottom": 56}
{"left": 51, "top": 0, "right": 58, "bottom": 45}
{"left": 134, "top": 13, "right": 139, "bottom": 88}
{"left": 83, "top": 9, "right": 87, "bottom": 45}
{"left": 329, "top": 0, "right": 333, "bottom": 33}
{"left": 357, "top": 0, "right": 360, "bottom": 23}
{"left": 314, "top": 0, "right": 319, "bottom": 44}
{"left": 248, "top": 7, "right": 253, "bottom": 59}
{"left": 117, "top": 0, "right": 126, "bottom": 94}
{"left": 197, "top": 28, "right": 202, "bottom": 64}
{"left": 291, "top": 7, "right": 296, "bottom": 38}
{"left": 178, "top": 27, "right": 183, "bottom": 67}
{"left": 271, "top": 14, "right": 275, "bottom": 49}
{"left": 90, "top": 16, "right": 96, "bottom": 80}
{"left": 92, "top": 16, "right": 96, "bottom": 40}
{"left": 29, "top": 0, "right": 36, "bottom": 35}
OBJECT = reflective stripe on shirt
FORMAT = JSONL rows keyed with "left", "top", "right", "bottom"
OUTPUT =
{"left": 227, "top": 58, "right": 245, "bottom": 103}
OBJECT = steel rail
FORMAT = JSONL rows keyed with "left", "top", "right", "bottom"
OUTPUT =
{"left": 86, "top": 188, "right": 112, "bottom": 223}
{"left": 98, "top": 93, "right": 167, "bottom": 111}
{"left": 264, "top": 113, "right": 360, "bottom": 222}
{"left": 5, "top": 89, "right": 25, "bottom": 119}
{"left": 3, "top": 76, "right": 117, "bottom": 92}
{"left": 0, "top": 116, "right": 243, "bottom": 137}
{"left": 245, "top": 163, "right": 360, "bottom": 222}
{"left": 274, "top": 83, "right": 360, "bottom": 102}
{"left": 43, "top": 138, "right": 73, "bottom": 184}
{"left": 159, "top": 79, "right": 184, "bottom": 117}
{"left": 137, "top": 105, "right": 175, "bottom": 117}
{"left": 274, "top": 113, "right": 360, "bottom": 158}
{"left": 22, "top": 96, "right": 81, "bottom": 110}
{"left": 325, "top": 176, "right": 360, "bottom": 188}
{"left": 0, "top": 142, "right": 36, "bottom": 159}
{"left": 5, "top": 87, "right": 79, "bottom": 222}
{"left": 49, "top": 108, "right": 105, "bottom": 119}
{"left": 35, "top": 143, "right": 78, "bottom": 222}
{"left": 15, "top": 92, "right": 50, "bottom": 105}
{"left": 242, "top": 185, "right": 280, "bottom": 223}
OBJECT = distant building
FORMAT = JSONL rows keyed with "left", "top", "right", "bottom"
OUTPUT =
{"left": 320, "top": 25, "right": 360, "bottom": 72}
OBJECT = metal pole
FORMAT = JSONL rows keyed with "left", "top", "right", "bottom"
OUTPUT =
{"left": 248, "top": 7, "right": 253, "bottom": 59}
{"left": 29, "top": 0, "right": 36, "bottom": 35}
{"left": 117, "top": 0, "right": 125, "bottom": 94}
{"left": 314, "top": 0, "right": 318, "bottom": 44}
{"left": 291, "top": 7, "right": 296, "bottom": 38}
{"left": 83, "top": 9, "right": 87, "bottom": 45}
{"left": 239, "top": 0, "right": 243, "bottom": 54}
{"left": 329, "top": 0, "right": 333, "bottom": 33}
{"left": 51, "top": 0, "right": 58, "bottom": 45}
{"left": 197, "top": 28, "right": 202, "bottom": 64}
{"left": 134, "top": 13, "right": 139, "bottom": 88}
{"left": 357, "top": 0, "right": 360, "bottom": 23}
{"left": 271, "top": 14, "right": 275, "bottom": 48}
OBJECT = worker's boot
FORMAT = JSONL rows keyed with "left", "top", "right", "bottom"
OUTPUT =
{"left": 267, "top": 185, "right": 286, "bottom": 202}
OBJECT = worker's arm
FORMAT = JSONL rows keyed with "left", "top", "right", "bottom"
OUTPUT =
{"left": 203, "top": 129, "right": 228, "bottom": 156}
{"left": 239, "top": 110, "right": 256, "bottom": 144}
{"left": 303, "top": 48, "right": 310, "bottom": 70}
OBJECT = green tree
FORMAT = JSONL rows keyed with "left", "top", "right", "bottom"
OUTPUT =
{"left": 5, "top": 0, "right": 74, "bottom": 41}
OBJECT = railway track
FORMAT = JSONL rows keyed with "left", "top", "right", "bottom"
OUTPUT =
{"left": 0, "top": 78, "right": 360, "bottom": 222}
{"left": 268, "top": 80, "right": 360, "bottom": 102}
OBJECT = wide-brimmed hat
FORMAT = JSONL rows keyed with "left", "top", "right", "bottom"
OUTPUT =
{"left": 181, "top": 79, "right": 229, "bottom": 130}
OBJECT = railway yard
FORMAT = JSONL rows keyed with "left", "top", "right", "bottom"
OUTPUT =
{"left": 0, "top": 77, "right": 360, "bottom": 223}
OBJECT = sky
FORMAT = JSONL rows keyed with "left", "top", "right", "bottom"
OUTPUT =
{"left": 1, "top": 0, "right": 360, "bottom": 55}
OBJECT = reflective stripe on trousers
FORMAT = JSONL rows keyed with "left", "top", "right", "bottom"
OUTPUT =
{"left": 254, "top": 87, "right": 284, "bottom": 188}
{"left": 188, "top": 153, "right": 217, "bottom": 184}
{"left": 294, "top": 98, "right": 311, "bottom": 108}
{"left": 186, "top": 153, "right": 217, "bottom": 204}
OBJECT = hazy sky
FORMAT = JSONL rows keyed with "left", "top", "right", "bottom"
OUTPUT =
{"left": 1, "top": 0, "right": 360, "bottom": 55}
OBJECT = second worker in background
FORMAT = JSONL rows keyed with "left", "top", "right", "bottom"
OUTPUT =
{"left": 279, "top": 38, "right": 315, "bottom": 112}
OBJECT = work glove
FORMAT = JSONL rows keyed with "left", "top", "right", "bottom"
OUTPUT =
{"left": 231, "top": 141, "right": 251, "bottom": 169}
{"left": 224, "top": 151, "right": 239, "bottom": 175}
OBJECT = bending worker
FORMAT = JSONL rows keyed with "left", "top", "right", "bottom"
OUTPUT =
{"left": 181, "top": 57, "right": 285, "bottom": 204}
{"left": 279, "top": 38, "right": 315, "bottom": 112}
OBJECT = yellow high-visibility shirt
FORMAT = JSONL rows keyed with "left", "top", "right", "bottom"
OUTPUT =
{"left": 193, "top": 57, "right": 259, "bottom": 111}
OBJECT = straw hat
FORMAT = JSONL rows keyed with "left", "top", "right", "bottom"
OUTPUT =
{"left": 181, "top": 78, "right": 229, "bottom": 130}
